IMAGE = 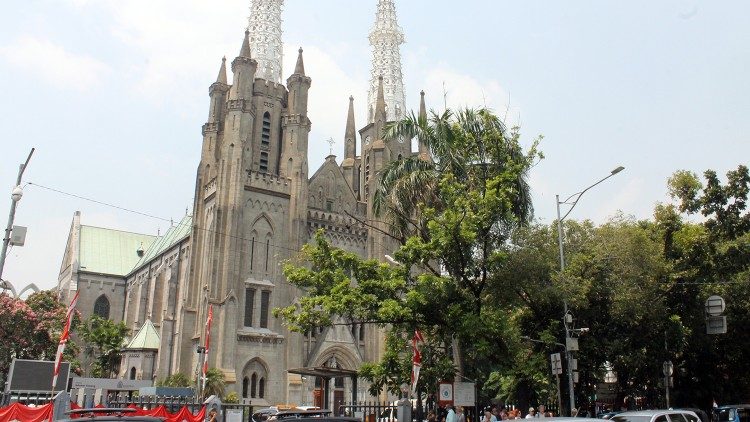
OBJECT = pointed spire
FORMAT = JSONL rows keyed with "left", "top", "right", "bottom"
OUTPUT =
{"left": 344, "top": 95, "right": 356, "bottom": 159}
{"left": 247, "top": 0, "right": 284, "bottom": 83}
{"left": 239, "top": 30, "right": 251, "bottom": 58}
{"left": 418, "top": 90, "right": 430, "bottom": 160}
{"left": 375, "top": 75, "right": 386, "bottom": 123}
{"left": 216, "top": 56, "right": 227, "bottom": 84}
{"left": 419, "top": 90, "right": 426, "bottom": 121}
{"left": 368, "top": 0, "right": 405, "bottom": 123}
{"left": 292, "top": 47, "right": 304, "bottom": 75}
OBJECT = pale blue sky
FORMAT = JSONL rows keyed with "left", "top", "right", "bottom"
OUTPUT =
{"left": 1, "top": 0, "right": 748, "bottom": 291}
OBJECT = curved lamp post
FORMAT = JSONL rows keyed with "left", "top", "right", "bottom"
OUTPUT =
{"left": 556, "top": 165, "right": 624, "bottom": 415}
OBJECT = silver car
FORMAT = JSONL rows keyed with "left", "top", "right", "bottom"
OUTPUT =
{"left": 611, "top": 410, "right": 702, "bottom": 422}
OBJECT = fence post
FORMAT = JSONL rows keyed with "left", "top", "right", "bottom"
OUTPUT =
{"left": 397, "top": 397, "right": 412, "bottom": 422}
{"left": 52, "top": 391, "right": 70, "bottom": 421}
{"left": 204, "top": 395, "right": 222, "bottom": 421}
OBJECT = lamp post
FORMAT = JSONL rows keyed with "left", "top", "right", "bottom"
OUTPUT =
{"left": 556, "top": 165, "right": 624, "bottom": 415}
{"left": 0, "top": 148, "right": 35, "bottom": 289}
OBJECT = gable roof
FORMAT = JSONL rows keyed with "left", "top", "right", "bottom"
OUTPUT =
{"left": 130, "top": 214, "right": 192, "bottom": 274}
{"left": 125, "top": 319, "right": 161, "bottom": 350}
{"left": 78, "top": 226, "right": 157, "bottom": 276}
{"left": 308, "top": 155, "right": 358, "bottom": 201}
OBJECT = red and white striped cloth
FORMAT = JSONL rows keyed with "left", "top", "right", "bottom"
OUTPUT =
{"left": 52, "top": 290, "right": 79, "bottom": 390}
{"left": 202, "top": 305, "right": 213, "bottom": 390}
{"left": 411, "top": 330, "right": 424, "bottom": 394}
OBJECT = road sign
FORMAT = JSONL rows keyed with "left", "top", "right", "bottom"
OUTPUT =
{"left": 705, "top": 295, "right": 725, "bottom": 316}
{"left": 706, "top": 315, "right": 727, "bottom": 334}
{"left": 550, "top": 353, "right": 562, "bottom": 375}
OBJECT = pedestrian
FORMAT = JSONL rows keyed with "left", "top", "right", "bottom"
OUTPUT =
{"left": 428, "top": 410, "right": 437, "bottom": 422}
{"left": 537, "top": 405, "right": 546, "bottom": 418}
{"left": 457, "top": 406, "right": 466, "bottom": 422}
{"left": 484, "top": 409, "right": 497, "bottom": 422}
{"left": 525, "top": 407, "right": 536, "bottom": 419}
{"left": 446, "top": 405, "right": 458, "bottom": 422}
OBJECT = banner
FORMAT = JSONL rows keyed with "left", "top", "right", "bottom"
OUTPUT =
{"left": 53, "top": 290, "right": 80, "bottom": 390}
{"left": 202, "top": 305, "right": 213, "bottom": 390}
{"left": 0, "top": 402, "right": 53, "bottom": 422}
{"left": 411, "top": 330, "right": 424, "bottom": 394}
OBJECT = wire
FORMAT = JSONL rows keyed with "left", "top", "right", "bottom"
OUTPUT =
{"left": 27, "top": 181, "right": 375, "bottom": 257}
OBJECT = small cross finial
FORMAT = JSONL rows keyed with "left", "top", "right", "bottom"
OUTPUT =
{"left": 326, "top": 137, "right": 335, "bottom": 155}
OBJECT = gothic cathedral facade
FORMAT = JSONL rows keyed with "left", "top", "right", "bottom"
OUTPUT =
{"left": 57, "top": 0, "right": 428, "bottom": 406}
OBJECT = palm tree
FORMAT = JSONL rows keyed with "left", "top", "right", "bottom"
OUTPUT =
{"left": 202, "top": 368, "right": 226, "bottom": 399}
{"left": 374, "top": 107, "right": 534, "bottom": 242}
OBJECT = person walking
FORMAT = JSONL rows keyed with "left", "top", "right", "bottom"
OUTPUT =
{"left": 525, "top": 408, "right": 536, "bottom": 419}
{"left": 447, "top": 406, "right": 458, "bottom": 422}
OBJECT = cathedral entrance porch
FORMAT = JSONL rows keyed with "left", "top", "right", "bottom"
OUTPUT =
{"left": 287, "top": 366, "right": 358, "bottom": 413}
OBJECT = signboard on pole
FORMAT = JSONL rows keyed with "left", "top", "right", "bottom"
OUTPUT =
{"left": 550, "top": 353, "right": 562, "bottom": 375}
{"left": 438, "top": 382, "right": 453, "bottom": 407}
{"left": 454, "top": 382, "right": 475, "bottom": 406}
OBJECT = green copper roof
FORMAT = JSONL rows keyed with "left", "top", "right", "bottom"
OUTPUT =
{"left": 125, "top": 319, "right": 161, "bottom": 350}
{"left": 79, "top": 226, "right": 157, "bottom": 276}
{"left": 130, "top": 215, "right": 192, "bottom": 273}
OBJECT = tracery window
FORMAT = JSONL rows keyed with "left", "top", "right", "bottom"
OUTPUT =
{"left": 93, "top": 295, "right": 110, "bottom": 319}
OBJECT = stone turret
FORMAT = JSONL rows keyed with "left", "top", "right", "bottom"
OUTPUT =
{"left": 230, "top": 30, "right": 257, "bottom": 100}
{"left": 418, "top": 90, "right": 431, "bottom": 161}
{"left": 281, "top": 47, "right": 311, "bottom": 250}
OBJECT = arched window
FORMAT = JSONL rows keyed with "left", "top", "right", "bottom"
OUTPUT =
{"left": 242, "top": 377, "right": 249, "bottom": 398}
{"left": 397, "top": 154, "right": 403, "bottom": 161}
{"left": 93, "top": 295, "right": 110, "bottom": 319}
{"left": 251, "top": 373, "right": 258, "bottom": 398}
{"left": 259, "top": 377, "right": 265, "bottom": 398}
{"left": 261, "top": 112, "right": 271, "bottom": 147}
{"left": 130, "top": 367, "right": 136, "bottom": 380}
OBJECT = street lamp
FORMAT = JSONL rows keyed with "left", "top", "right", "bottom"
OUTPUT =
{"left": 0, "top": 148, "right": 35, "bottom": 289}
{"left": 556, "top": 165, "right": 624, "bottom": 415}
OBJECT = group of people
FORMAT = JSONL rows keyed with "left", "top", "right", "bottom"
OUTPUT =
{"left": 482, "top": 404, "right": 555, "bottom": 421}
{"left": 426, "top": 405, "right": 467, "bottom": 422}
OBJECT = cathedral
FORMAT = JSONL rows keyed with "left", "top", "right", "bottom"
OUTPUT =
{"left": 56, "top": 0, "right": 428, "bottom": 408}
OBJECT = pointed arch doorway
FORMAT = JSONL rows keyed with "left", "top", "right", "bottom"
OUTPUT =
{"left": 288, "top": 361, "right": 358, "bottom": 414}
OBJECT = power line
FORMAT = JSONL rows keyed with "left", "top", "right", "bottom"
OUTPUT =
{"left": 27, "top": 181, "right": 374, "bottom": 257}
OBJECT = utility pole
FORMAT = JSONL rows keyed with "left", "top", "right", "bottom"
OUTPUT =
{"left": 0, "top": 148, "right": 35, "bottom": 286}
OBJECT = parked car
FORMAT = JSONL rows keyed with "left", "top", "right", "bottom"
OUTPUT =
{"left": 713, "top": 405, "right": 750, "bottom": 422}
{"left": 610, "top": 409, "right": 701, "bottom": 422}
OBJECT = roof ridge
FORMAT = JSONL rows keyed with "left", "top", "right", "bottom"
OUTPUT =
{"left": 80, "top": 224, "right": 157, "bottom": 238}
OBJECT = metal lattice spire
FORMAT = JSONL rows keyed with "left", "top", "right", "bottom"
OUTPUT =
{"left": 367, "top": 0, "right": 406, "bottom": 124}
{"left": 247, "top": 0, "right": 284, "bottom": 83}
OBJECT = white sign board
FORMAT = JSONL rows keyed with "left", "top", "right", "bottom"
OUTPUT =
{"left": 439, "top": 383, "right": 453, "bottom": 403}
{"left": 71, "top": 377, "right": 152, "bottom": 391}
{"left": 226, "top": 410, "right": 243, "bottom": 422}
{"left": 453, "top": 382, "right": 475, "bottom": 406}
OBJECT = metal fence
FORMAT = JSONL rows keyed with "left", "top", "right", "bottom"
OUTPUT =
{"left": 0, "top": 391, "right": 56, "bottom": 407}
{"left": 107, "top": 393, "right": 204, "bottom": 413}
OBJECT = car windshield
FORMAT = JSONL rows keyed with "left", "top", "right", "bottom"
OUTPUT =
{"left": 611, "top": 416, "right": 653, "bottom": 422}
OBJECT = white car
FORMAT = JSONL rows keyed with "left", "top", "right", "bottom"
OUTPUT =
{"left": 610, "top": 410, "right": 701, "bottom": 422}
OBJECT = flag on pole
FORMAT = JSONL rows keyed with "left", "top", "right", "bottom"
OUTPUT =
{"left": 411, "top": 330, "right": 424, "bottom": 394}
{"left": 202, "top": 305, "right": 213, "bottom": 390}
{"left": 52, "top": 290, "right": 79, "bottom": 390}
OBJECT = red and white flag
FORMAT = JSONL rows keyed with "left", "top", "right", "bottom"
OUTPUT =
{"left": 202, "top": 305, "right": 213, "bottom": 390}
{"left": 411, "top": 330, "right": 424, "bottom": 394}
{"left": 52, "top": 290, "right": 79, "bottom": 390}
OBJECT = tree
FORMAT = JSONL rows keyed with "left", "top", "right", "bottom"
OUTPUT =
{"left": 277, "top": 107, "right": 542, "bottom": 398}
{"left": 0, "top": 293, "right": 44, "bottom": 377}
{"left": 79, "top": 315, "right": 128, "bottom": 378}
{"left": 25, "top": 290, "right": 81, "bottom": 373}
{"left": 157, "top": 372, "right": 192, "bottom": 387}
{"left": 660, "top": 165, "right": 750, "bottom": 407}
{"left": 203, "top": 368, "right": 226, "bottom": 399}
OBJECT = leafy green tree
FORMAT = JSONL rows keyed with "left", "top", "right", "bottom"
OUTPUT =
{"left": 25, "top": 290, "right": 81, "bottom": 374}
{"left": 660, "top": 165, "right": 750, "bottom": 407}
{"left": 277, "top": 107, "right": 542, "bottom": 399}
{"left": 79, "top": 315, "right": 128, "bottom": 378}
